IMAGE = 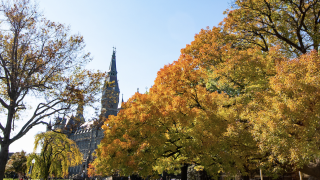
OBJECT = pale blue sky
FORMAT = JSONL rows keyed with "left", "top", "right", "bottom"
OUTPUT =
{"left": 10, "top": 0, "right": 230, "bottom": 153}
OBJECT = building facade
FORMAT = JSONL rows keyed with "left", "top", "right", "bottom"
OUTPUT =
{"left": 54, "top": 48, "right": 121, "bottom": 178}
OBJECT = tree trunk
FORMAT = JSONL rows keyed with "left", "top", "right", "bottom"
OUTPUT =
{"left": 44, "top": 170, "right": 49, "bottom": 180}
{"left": 181, "top": 164, "right": 188, "bottom": 180}
{"left": 130, "top": 174, "right": 141, "bottom": 180}
{"left": 0, "top": 108, "right": 14, "bottom": 180}
{"left": 199, "top": 170, "right": 211, "bottom": 180}
{"left": 299, "top": 162, "right": 320, "bottom": 180}
{"left": 260, "top": 169, "right": 263, "bottom": 180}
{"left": 162, "top": 171, "right": 168, "bottom": 180}
{"left": 241, "top": 176, "right": 250, "bottom": 180}
{"left": 0, "top": 143, "right": 10, "bottom": 180}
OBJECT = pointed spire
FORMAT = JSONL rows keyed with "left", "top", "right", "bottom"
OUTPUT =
{"left": 119, "top": 94, "right": 125, "bottom": 110}
{"left": 122, "top": 94, "right": 124, "bottom": 103}
{"left": 105, "top": 48, "right": 119, "bottom": 93}
{"left": 101, "top": 48, "right": 120, "bottom": 117}
{"left": 109, "top": 47, "right": 117, "bottom": 74}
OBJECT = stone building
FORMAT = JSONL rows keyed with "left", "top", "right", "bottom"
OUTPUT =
{"left": 54, "top": 48, "right": 122, "bottom": 178}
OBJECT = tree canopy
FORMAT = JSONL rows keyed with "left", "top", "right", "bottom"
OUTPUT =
{"left": 27, "top": 131, "right": 82, "bottom": 180}
{"left": 0, "top": 0, "right": 105, "bottom": 179}
{"left": 90, "top": 27, "right": 274, "bottom": 179}
{"left": 90, "top": 0, "right": 320, "bottom": 179}
{"left": 223, "top": 0, "right": 320, "bottom": 56}
{"left": 5, "top": 151, "right": 27, "bottom": 178}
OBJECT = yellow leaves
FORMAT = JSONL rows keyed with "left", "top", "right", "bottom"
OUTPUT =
{"left": 93, "top": 15, "right": 320, "bottom": 178}
{"left": 223, "top": 0, "right": 320, "bottom": 56}
{"left": 194, "top": 165, "right": 204, "bottom": 171}
{"left": 246, "top": 50, "right": 320, "bottom": 169}
{"left": 27, "top": 131, "right": 82, "bottom": 179}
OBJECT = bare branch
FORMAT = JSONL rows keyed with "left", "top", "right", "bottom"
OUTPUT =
{"left": 0, "top": 123, "right": 5, "bottom": 132}
{"left": 0, "top": 97, "right": 8, "bottom": 109}
{"left": 10, "top": 102, "right": 70, "bottom": 144}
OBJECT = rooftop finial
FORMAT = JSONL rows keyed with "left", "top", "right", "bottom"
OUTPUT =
{"left": 137, "top": 88, "right": 139, "bottom": 93}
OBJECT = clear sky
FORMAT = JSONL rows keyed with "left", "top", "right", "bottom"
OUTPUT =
{"left": 9, "top": 0, "right": 231, "bottom": 153}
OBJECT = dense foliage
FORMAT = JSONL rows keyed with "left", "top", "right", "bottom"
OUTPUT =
{"left": 91, "top": 0, "right": 320, "bottom": 179}
{"left": 5, "top": 151, "right": 27, "bottom": 178}
{"left": 26, "top": 131, "right": 82, "bottom": 180}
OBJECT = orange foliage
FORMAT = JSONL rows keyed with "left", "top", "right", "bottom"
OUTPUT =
{"left": 87, "top": 163, "right": 96, "bottom": 178}
{"left": 90, "top": 1, "right": 320, "bottom": 178}
{"left": 91, "top": 27, "right": 264, "bottom": 178}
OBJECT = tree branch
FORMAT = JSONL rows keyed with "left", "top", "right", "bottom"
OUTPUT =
{"left": 0, "top": 97, "right": 8, "bottom": 109}
{"left": 10, "top": 99, "right": 71, "bottom": 144}
{"left": 0, "top": 123, "right": 5, "bottom": 132}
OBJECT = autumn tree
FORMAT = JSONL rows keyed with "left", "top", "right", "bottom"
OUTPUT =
{"left": 5, "top": 151, "right": 28, "bottom": 178}
{"left": 245, "top": 50, "right": 320, "bottom": 178}
{"left": 91, "top": 56, "right": 215, "bottom": 178}
{"left": 223, "top": 0, "right": 320, "bottom": 56}
{"left": 221, "top": 0, "right": 320, "bottom": 177}
{"left": 91, "top": 27, "right": 320, "bottom": 179}
{"left": 180, "top": 26, "right": 320, "bottom": 179}
{"left": 92, "top": 1, "right": 320, "bottom": 179}
{"left": 0, "top": 0, "right": 105, "bottom": 179}
{"left": 26, "top": 131, "right": 82, "bottom": 180}
{"left": 91, "top": 27, "right": 269, "bottom": 179}
{"left": 179, "top": 28, "right": 280, "bottom": 178}
{"left": 87, "top": 163, "right": 96, "bottom": 178}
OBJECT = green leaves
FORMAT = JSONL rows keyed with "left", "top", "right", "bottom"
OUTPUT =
{"left": 5, "top": 151, "right": 27, "bottom": 177}
{"left": 27, "top": 131, "right": 82, "bottom": 179}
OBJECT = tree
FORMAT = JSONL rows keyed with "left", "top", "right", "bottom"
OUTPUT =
{"left": 0, "top": 0, "right": 105, "bottom": 179}
{"left": 5, "top": 151, "right": 27, "bottom": 178}
{"left": 221, "top": 0, "right": 320, "bottom": 177}
{"left": 26, "top": 131, "right": 82, "bottom": 180}
{"left": 91, "top": 1, "right": 320, "bottom": 179}
{"left": 223, "top": 0, "right": 320, "bottom": 56}
{"left": 91, "top": 56, "right": 219, "bottom": 179}
{"left": 92, "top": 26, "right": 320, "bottom": 179}
{"left": 91, "top": 28, "right": 268, "bottom": 179}
{"left": 246, "top": 50, "right": 320, "bottom": 178}
{"left": 180, "top": 27, "right": 320, "bottom": 179}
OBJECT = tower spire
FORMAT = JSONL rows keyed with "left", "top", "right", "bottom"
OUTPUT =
{"left": 101, "top": 48, "right": 120, "bottom": 118}
{"left": 109, "top": 47, "right": 117, "bottom": 73}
